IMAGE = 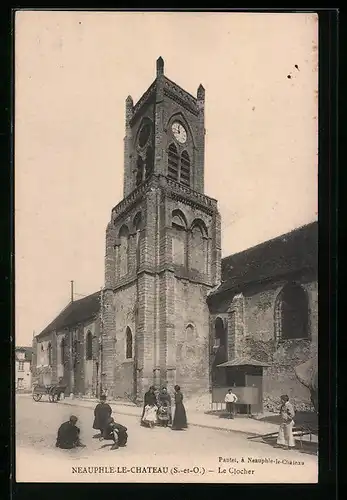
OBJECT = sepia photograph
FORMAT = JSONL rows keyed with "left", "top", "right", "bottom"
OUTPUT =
{"left": 15, "top": 10, "right": 318, "bottom": 483}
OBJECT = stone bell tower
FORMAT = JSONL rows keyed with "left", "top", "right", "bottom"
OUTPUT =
{"left": 102, "top": 57, "right": 221, "bottom": 400}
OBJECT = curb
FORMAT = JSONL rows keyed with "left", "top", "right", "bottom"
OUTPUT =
{"left": 59, "top": 400, "right": 264, "bottom": 437}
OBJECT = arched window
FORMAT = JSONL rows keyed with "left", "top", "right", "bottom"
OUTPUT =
{"left": 136, "top": 156, "right": 144, "bottom": 186}
{"left": 48, "top": 342, "right": 52, "bottom": 366}
{"left": 274, "top": 284, "right": 309, "bottom": 341}
{"left": 39, "top": 343, "right": 44, "bottom": 366}
{"left": 60, "top": 337, "right": 65, "bottom": 365}
{"left": 190, "top": 221, "right": 208, "bottom": 274}
{"left": 119, "top": 225, "right": 129, "bottom": 278}
{"left": 185, "top": 324, "right": 195, "bottom": 342}
{"left": 126, "top": 327, "right": 133, "bottom": 359}
{"left": 183, "top": 325, "right": 196, "bottom": 360}
{"left": 180, "top": 151, "right": 191, "bottom": 186}
{"left": 215, "top": 317, "right": 227, "bottom": 349}
{"left": 86, "top": 331, "right": 93, "bottom": 360}
{"left": 172, "top": 210, "right": 187, "bottom": 267}
{"left": 73, "top": 338, "right": 78, "bottom": 368}
{"left": 168, "top": 143, "right": 179, "bottom": 181}
{"left": 133, "top": 212, "right": 142, "bottom": 270}
{"left": 212, "top": 317, "right": 228, "bottom": 386}
{"left": 145, "top": 146, "right": 154, "bottom": 179}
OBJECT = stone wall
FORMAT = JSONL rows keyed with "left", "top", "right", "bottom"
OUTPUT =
{"left": 243, "top": 276, "right": 317, "bottom": 407}
{"left": 174, "top": 278, "right": 210, "bottom": 396}
{"left": 111, "top": 283, "right": 137, "bottom": 398}
{"left": 32, "top": 333, "right": 54, "bottom": 386}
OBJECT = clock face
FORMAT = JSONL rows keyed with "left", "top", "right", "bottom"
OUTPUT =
{"left": 172, "top": 122, "right": 187, "bottom": 144}
{"left": 138, "top": 123, "right": 151, "bottom": 148}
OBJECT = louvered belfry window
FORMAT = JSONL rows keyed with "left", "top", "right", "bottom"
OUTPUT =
{"left": 167, "top": 143, "right": 191, "bottom": 187}
{"left": 168, "top": 143, "right": 179, "bottom": 181}
{"left": 180, "top": 151, "right": 190, "bottom": 186}
{"left": 145, "top": 146, "right": 154, "bottom": 179}
{"left": 136, "top": 156, "right": 144, "bottom": 186}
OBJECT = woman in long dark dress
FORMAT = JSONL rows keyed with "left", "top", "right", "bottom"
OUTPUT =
{"left": 171, "top": 385, "right": 188, "bottom": 430}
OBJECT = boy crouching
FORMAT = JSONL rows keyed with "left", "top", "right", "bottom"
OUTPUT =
{"left": 101, "top": 416, "right": 128, "bottom": 450}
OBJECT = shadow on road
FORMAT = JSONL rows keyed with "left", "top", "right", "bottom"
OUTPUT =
{"left": 257, "top": 436, "right": 318, "bottom": 456}
{"left": 99, "top": 443, "right": 114, "bottom": 449}
{"left": 256, "top": 412, "right": 318, "bottom": 428}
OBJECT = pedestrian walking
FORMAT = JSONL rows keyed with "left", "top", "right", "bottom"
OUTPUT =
{"left": 276, "top": 394, "right": 296, "bottom": 449}
{"left": 56, "top": 415, "right": 85, "bottom": 449}
{"left": 224, "top": 388, "right": 238, "bottom": 419}
{"left": 93, "top": 394, "right": 112, "bottom": 437}
{"left": 171, "top": 385, "right": 188, "bottom": 430}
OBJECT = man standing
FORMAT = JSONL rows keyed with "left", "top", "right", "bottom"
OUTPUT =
{"left": 277, "top": 394, "right": 296, "bottom": 449}
{"left": 93, "top": 394, "right": 112, "bottom": 437}
{"left": 56, "top": 377, "right": 66, "bottom": 401}
{"left": 224, "top": 388, "right": 238, "bottom": 419}
{"left": 56, "top": 415, "right": 85, "bottom": 449}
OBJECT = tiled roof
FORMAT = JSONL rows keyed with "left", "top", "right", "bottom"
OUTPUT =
{"left": 211, "top": 221, "right": 317, "bottom": 297}
{"left": 36, "top": 291, "right": 101, "bottom": 338}
{"left": 15, "top": 346, "right": 33, "bottom": 362}
{"left": 216, "top": 358, "right": 271, "bottom": 367}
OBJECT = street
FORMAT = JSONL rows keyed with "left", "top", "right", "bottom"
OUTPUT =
{"left": 16, "top": 395, "right": 318, "bottom": 483}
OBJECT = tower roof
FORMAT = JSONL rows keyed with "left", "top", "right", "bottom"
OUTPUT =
{"left": 130, "top": 58, "right": 201, "bottom": 121}
{"left": 156, "top": 56, "right": 164, "bottom": 76}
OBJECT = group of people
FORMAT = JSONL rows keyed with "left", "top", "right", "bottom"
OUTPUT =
{"left": 141, "top": 385, "right": 188, "bottom": 430}
{"left": 55, "top": 389, "right": 296, "bottom": 452}
{"left": 55, "top": 386, "right": 188, "bottom": 451}
{"left": 56, "top": 394, "right": 128, "bottom": 451}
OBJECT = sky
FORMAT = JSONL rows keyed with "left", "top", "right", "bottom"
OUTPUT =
{"left": 15, "top": 11, "right": 318, "bottom": 346}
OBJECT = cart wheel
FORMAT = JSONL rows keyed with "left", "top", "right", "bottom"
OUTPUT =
{"left": 49, "top": 393, "right": 58, "bottom": 403}
{"left": 32, "top": 393, "right": 42, "bottom": 402}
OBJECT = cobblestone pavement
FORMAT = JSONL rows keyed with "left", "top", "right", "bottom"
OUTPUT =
{"left": 15, "top": 395, "right": 318, "bottom": 484}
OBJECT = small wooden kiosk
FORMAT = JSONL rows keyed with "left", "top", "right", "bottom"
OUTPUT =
{"left": 212, "top": 358, "right": 270, "bottom": 415}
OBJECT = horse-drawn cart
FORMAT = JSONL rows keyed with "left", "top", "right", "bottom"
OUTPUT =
{"left": 32, "top": 384, "right": 67, "bottom": 403}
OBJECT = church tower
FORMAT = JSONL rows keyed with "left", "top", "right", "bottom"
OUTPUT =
{"left": 102, "top": 57, "right": 221, "bottom": 399}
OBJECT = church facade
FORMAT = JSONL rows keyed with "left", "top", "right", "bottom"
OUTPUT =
{"left": 31, "top": 58, "right": 318, "bottom": 408}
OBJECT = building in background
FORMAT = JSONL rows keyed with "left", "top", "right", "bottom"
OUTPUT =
{"left": 15, "top": 347, "right": 33, "bottom": 392}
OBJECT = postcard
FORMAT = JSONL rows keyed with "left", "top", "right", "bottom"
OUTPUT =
{"left": 15, "top": 10, "right": 318, "bottom": 483}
